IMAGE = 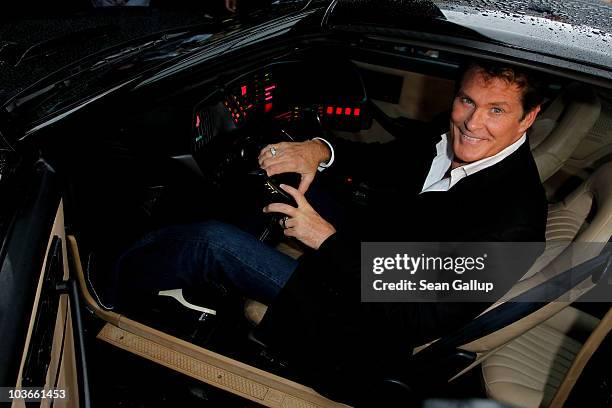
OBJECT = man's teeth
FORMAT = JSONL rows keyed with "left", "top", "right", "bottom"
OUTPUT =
{"left": 462, "top": 133, "right": 480, "bottom": 142}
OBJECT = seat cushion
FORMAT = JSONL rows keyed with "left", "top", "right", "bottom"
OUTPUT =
{"left": 520, "top": 206, "right": 586, "bottom": 280}
{"left": 482, "top": 323, "right": 583, "bottom": 408}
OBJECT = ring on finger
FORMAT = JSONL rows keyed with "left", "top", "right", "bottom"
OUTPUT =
{"left": 270, "top": 146, "right": 277, "bottom": 157}
{"left": 281, "top": 216, "right": 289, "bottom": 229}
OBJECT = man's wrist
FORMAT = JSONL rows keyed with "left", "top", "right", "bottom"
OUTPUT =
{"left": 311, "top": 137, "right": 334, "bottom": 171}
{"left": 314, "top": 228, "right": 337, "bottom": 250}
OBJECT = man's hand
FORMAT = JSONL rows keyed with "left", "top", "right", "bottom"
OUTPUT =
{"left": 263, "top": 184, "right": 336, "bottom": 250}
{"left": 258, "top": 140, "right": 331, "bottom": 194}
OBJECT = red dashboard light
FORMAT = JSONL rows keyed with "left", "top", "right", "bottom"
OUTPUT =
{"left": 344, "top": 107, "right": 352, "bottom": 115}
{"left": 326, "top": 106, "right": 333, "bottom": 115}
{"left": 335, "top": 107, "right": 342, "bottom": 115}
{"left": 265, "top": 95, "right": 273, "bottom": 101}
{"left": 265, "top": 103, "right": 273, "bottom": 113}
{"left": 265, "top": 85, "right": 276, "bottom": 91}
{"left": 354, "top": 108, "right": 361, "bottom": 116}
{"left": 241, "top": 85, "right": 247, "bottom": 96}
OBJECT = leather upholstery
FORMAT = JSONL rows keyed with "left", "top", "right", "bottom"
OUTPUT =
{"left": 529, "top": 83, "right": 601, "bottom": 182}
{"left": 461, "top": 162, "right": 612, "bottom": 355}
{"left": 478, "top": 163, "right": 612, "bottom": 407}
{"left": 482, "top": 306, "right": 601, "bottom": 408}
{"left": 482, "top": 322, "right": 583, "bottom": 408}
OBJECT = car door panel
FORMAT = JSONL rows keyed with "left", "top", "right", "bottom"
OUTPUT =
{"left": 0, "top": 159, "right": 79, "bottom": 407}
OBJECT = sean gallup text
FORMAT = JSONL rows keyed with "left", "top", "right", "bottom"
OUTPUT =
{"left": 373, "top": 279, "right": 494, "bottom": 292}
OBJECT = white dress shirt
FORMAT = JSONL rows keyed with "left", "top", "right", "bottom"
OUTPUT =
{"left": 421, "top": 132, "right": 526, "bottom": 193}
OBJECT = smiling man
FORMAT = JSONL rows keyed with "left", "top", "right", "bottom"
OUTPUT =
{"left": 450, "top": 64, "right": 541, "bottom": 168}
{"left": 255, "top": 62, "right": 547, "bottom": 246}
{"left": 250, "top": 61, "right": 548, "bottom": 401}
{"left": 117, "top": 60, "right": 548, "bottom": 404}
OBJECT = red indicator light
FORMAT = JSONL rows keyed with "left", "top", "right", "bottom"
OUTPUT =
{"left": 344, "top": 107, "right": 352, "bottom": 115}
{"left": 195, "top": 115, "right": 200, "bottom": 128}
{"left": 265, "top": 95, "right": 273, "bottom": 101}
{"left": 265, "top": 85, "right": 276, "bottom": 92}
{"left": 335, "top": 107, "right": 342, "bottom": 115}
{"left": 265, "top": 103, "right": 273, "bottom": 113}
{"left": 354, "top": 108, "right": 361, "bottom": 116}
{"left": 241, "top": 85, "right": 247, "bottom": 96}
{"left": 326, "top": 106, "right": 333, "bottom": 115}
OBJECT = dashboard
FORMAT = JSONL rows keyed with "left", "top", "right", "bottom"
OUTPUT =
{"left": 190, "top": 59, "right": 371, "bottom": 183}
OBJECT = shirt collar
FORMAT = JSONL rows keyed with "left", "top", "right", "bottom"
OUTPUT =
{"left": 450, "top": 132, "right": 526, "bottom": 185}
{"left": 424, "top": 132, "right": 526, "bottom": 192}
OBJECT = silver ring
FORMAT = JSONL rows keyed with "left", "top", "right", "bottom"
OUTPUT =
{"left": 281, "top": 216, "right": 289, "bottom": 229}
{"left": 270, "top": 146, "right": 277, "bottom": 157}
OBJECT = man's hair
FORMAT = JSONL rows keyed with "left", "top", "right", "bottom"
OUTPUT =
{"left": 459, "top": 60, "right": 546, "bottom": 120}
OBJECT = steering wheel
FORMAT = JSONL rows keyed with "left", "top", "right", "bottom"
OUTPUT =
{"left": 200, "top": 118, "right": 300, "bottom": 210}
{"left": 200, "top": 110, "right": 329, "bottom": 241}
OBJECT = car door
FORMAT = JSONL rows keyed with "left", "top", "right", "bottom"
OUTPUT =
{"left": 0, "top": 147, "right": 82, "bottom": 408}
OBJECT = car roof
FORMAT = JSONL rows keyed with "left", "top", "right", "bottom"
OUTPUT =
{"left": 324, "top": 0, "right": 612, "bottom": 78}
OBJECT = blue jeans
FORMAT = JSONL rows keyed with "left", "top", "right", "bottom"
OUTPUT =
{"left": 116, "top": 220, "right": 298, "bottom": 305}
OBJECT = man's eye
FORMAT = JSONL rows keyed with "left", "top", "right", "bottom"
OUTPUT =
{"left": 491, "top": 107, "right": 504, "bottom": 114}
{"left": 461, "top": 97, "right": 474, "bottom": 106}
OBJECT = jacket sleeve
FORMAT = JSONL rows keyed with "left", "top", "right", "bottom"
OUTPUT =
{"left": 323, "top": 124, "right": 437, "bottom": 184}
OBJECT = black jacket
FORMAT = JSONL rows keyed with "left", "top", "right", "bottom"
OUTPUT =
{"left": 256, "top": 126, "right": 548, "bottom": 400}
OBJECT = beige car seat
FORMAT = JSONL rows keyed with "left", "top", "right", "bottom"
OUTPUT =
{"left": 467, "top": 162, "right": 612, "bottom": 407}
{"left": 529, "top": 83, "right": 601, "bottom": 182}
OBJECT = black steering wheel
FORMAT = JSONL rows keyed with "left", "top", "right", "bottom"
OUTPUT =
{"left": 201, "top": 118, "right": 301, "bottom": 211}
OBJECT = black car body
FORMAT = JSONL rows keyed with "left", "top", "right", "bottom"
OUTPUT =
{"left": 1, "top": 1, "right": 610, "bottom": 406}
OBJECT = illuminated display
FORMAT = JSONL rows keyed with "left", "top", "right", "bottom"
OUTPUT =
{"left": 197, "top": 69, "right": 365, "bottom": 142}
{"left": 224, "top": 72, "right": 277, "bottom": 125}
{"left": 321, "top": 105, "right": 362, "bottom": 117}
{"left": 194, "top": 112, "right": 205, "bottom": 146}
{"left": 194, "top": 66, "right": 367, "bottom": 154}
{"left": 275, "top": 104, "right": 364, "bottom": 128}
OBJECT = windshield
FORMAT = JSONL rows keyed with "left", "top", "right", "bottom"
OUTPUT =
{"left": 0, "top": 1, "right": 310, "bottom": 103}
{"left": 435, "top": 0, "right": 612, "bottom": 34}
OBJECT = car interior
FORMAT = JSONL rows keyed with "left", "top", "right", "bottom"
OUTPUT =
{"left": 26, "top": 41, "right": 612, "bottom": 407}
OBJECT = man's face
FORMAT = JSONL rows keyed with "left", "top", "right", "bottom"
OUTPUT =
{"left": 449, "top": 68, "right": 540, "bottom": 166}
